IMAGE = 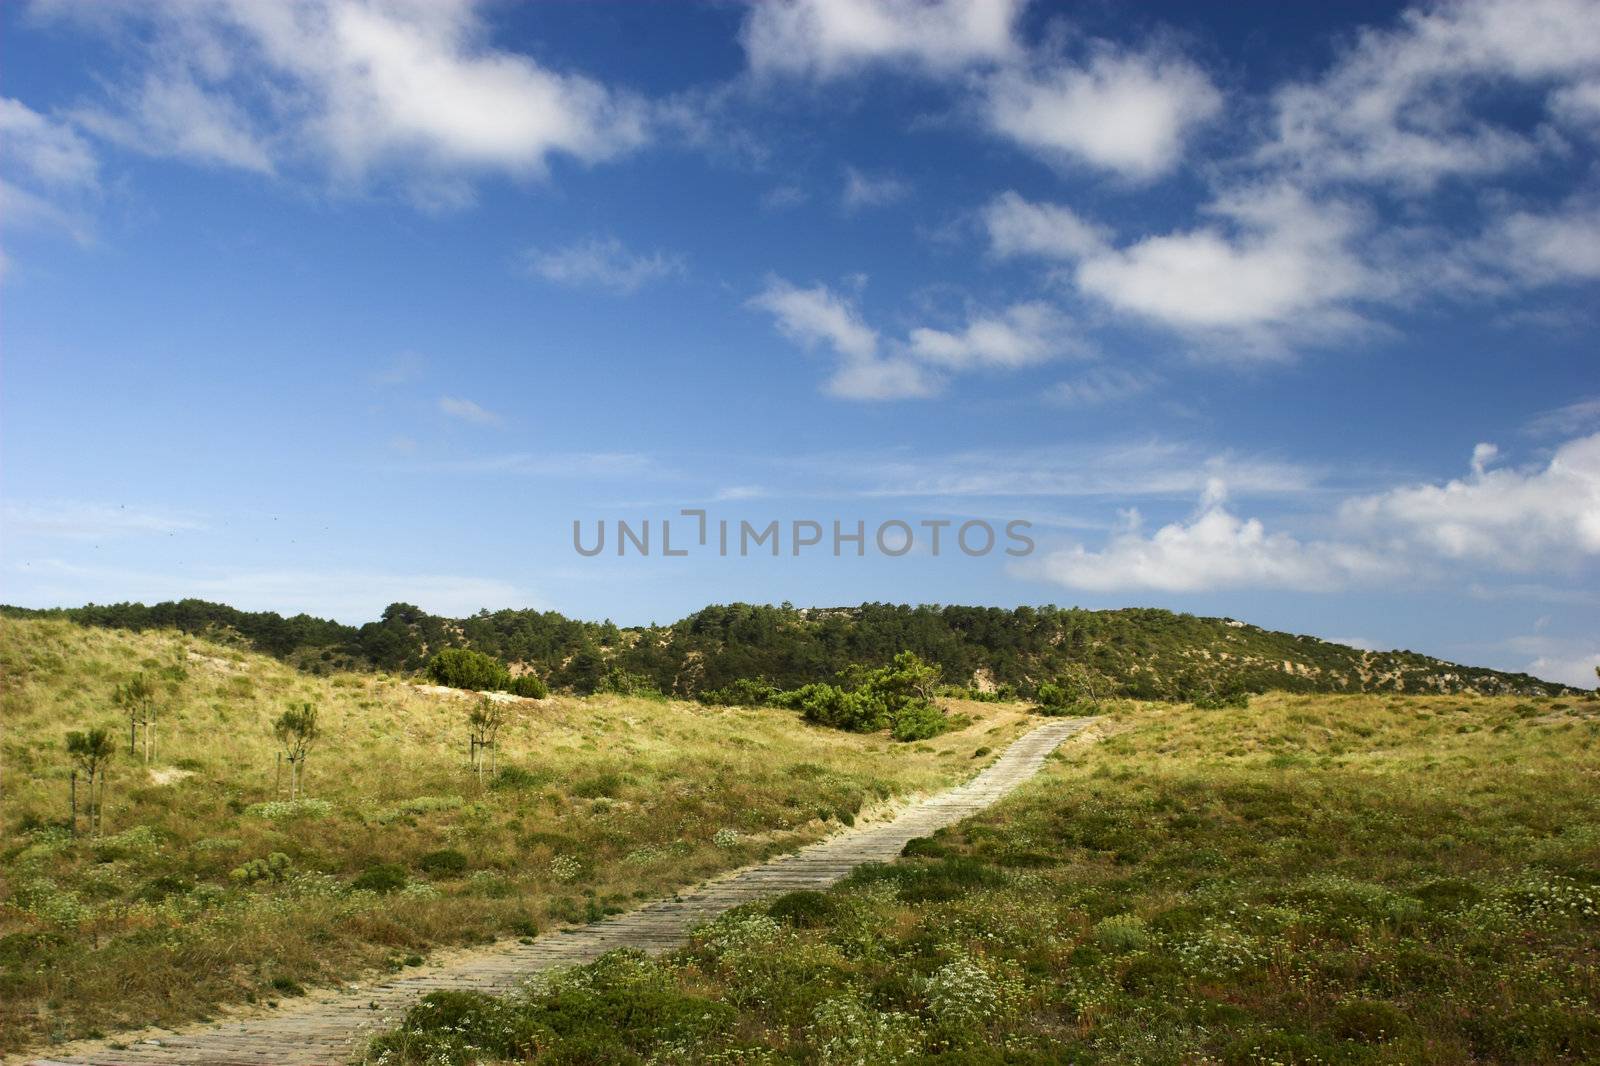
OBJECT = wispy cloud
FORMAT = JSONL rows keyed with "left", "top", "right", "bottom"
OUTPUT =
{"left": 420, "top": 451, "right": 665, "bottom": 478}
{"left": 2, "top": 500, "right": 205, "bottom": 541}
{"left": 7, "top": 558, "right": 528, "bottom": 624}
{"left": 438, "top": 395, "right": 504, "bottom": 426}
{"left": 373, "top": 351, "right": 425, "bottom": 387}
{"left": 841, "top": 166, "right": 909, "bottom": 212}
{"left": 1525, "top": 397, "right": 1600, "bottom": 438}
{"left": 520, "top": 236, "right": 685, "bottom": 294}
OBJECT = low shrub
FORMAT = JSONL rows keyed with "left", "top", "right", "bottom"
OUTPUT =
{"left": 508, "top": 675, "right": 548, "bottom": 699}
{"left": 417, "top": 849, "right": 469, "bottom": 877}
{"left": 350, "top": 863, "right": 408, "bottom": 894}
{"left": 426, "top": 648, "right": 511, "bottom": 692}
{"left": 768, "top": 890, "right": 838, "bottom": 928}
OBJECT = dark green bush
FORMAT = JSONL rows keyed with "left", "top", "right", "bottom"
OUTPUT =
{"left": 426, "top": 648, "right": 511, "bottom": 692}
{"left": 1330, "top": 999, "right": 1410, "bottom": 1043}
{"left": 891, "top": 698, "right": 950, "bottom": 741}
{"left": 369, "top": 990, "right": 544, "bottom": 1065}
{"left": 508, "top": 674, "right": 548, "bottom": 699}
{"left": 417, "top": 849, "right": 469, "bottom": 876}
{"left": 767, "top": 890, "right": 837, "bottom": 928}
{"left": 351, "top": 863, "right": 408, "bottom": 894}
{"left": 697, "top": 678, "right": 779, "bottom": 706}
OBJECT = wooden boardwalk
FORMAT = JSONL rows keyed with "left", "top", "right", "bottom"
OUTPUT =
{"left": 31, "top": 717, "right": 1093, "bottom": 1066}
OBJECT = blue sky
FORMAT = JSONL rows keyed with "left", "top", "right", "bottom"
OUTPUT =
{"left": 1, "top": 0, "right": 1596, "bottom": 685}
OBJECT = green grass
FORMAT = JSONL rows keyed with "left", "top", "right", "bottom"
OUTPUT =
{"left": 370, "top": 692, "right": 1600, "bottom": 1064}
{"left": 0, "top": 617, "right": 1036, "bottom": 1053}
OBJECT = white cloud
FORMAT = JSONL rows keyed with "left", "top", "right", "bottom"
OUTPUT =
{"left": 0, "top": 97, "right": 98, "bottom": 187}
{"left": 521, "top": 236, "right": 684, "bottom": 293}
{"left": 1553, "top": 78, "right": 1600, "bottom": 127}
{"left": 73, "top": 70, "right": 275, "bottom": 174}
{"left": 55, "top": 0, "right": 648, "bottom": 198}
{"left": 825, "top": 357, "right": 941, "bottom": 400}
{"left": 907, "top": 301, "right": 1084, "bottom": 368}
{"left": 1, "top": 500, "right": 205, "bottom": 541}
{"left": 742, "top": 0, "right": 1023, "bottom": 79}
{"left": 1260, "top": 0, "right": 1600, "bottom": 189}
{"left": 1489, "top": 200, "right": 1600, "bottom": 285}
{"left": 1047, "top": 366, "right": 1159, "bottom": 407}
{"left": 1073, "top": 184, "right": 1374, "bottom": 346}
{"left": 1526, "top": 397, "right": 1600, "bottom": 437}
{"left": 438, "top": 395, "right": 504, "bottom": 426}
{"left": 1030, "top": 481, "right": 1395, "bottom": 592}
{"left": 749, "top": 277, "right": 880, "bottom": 361}
{"left": 1341, "top": 432, "right": 1600, "bottom": 568}
{"left": 841, "top": 166, "right": 909, "bottom": 212}
{"left": 7, "top": 558, "right": 527, "bottom": 624}
{"left": 1527, "top": 647, "right": 1600, "bottom": 689}
{"left": 986, "top": 48, "right": 1222, "bottom": 179}
{"left": 762, "top": 184, "right": 810, "bottom": 210}
{"left": 840, "top": 443, "right": 1319, "bottom": 499}
{"left": 0, "top": 98, "right": 99, "bottom": 254}
{"left": 981, "top": 190, "right": 1108, "bottom": 260}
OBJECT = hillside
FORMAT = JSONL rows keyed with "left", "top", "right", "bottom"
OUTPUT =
{"left": 373, "top": 692, "right": 1600, "bottom": 1064}
{"left": 0, "top": 616, "right": 1033, "bottom": 1052}
{"left": 3, "top": 600, "right": 1571, "bottom": 699}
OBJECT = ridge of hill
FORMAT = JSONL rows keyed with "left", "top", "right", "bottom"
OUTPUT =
{"left": 1, "top": 599, "right": 1570, "bottom": 698}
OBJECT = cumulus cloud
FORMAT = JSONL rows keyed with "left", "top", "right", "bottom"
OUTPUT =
{"left": 1341, "top": 432, "right": 1600, "bottom": 567}
{"left": 752, "top": 280, "right": 1092, "bottom": 396}
{"left": 439, "top": 395, "right": 504, "bottom": 426}
{"left": 985, "top": 48, "right": 1222, "bottom": 179}
{"left": 981, "top": 190, "right": 1109, "bottom": 260}
{"left": 1260, "top": 0, "right": 1600, "bottom": 189}
{"left": 742, "top": 0, "right": 1023, "bottom": 79}
{"left": 908, "top": 302, "right": 1084, "bottom": 368}
{"left": 52, "top": 0, "right": 648, "bottom": 200}
{"left": 984, "top": 186, "right": 1376, "bottom": 349}
{"left": 520, "top": 236, "right": 684, "bottom": 293}
{"left": 1488, "top": 200, "right": 1600, "bottom": 285}
{"left": 1031, "top": 481, "right": 1395, "bottom": 592}
{"left": 749, "top": 278, "right": 881, "bottom": 361}
{"left": 841, "top": 166, "right": 909, "bottom": 212}
{"left": 747, "top": 277, "right": 940, "bottom": 400}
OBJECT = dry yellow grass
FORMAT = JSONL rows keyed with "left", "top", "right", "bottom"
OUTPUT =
{"left": 0, "top": 616, "right": 1035, "bottom": 1052}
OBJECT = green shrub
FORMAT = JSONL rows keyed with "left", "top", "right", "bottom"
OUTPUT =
{"left": 572, "top": 772, "right": 626, "bottom": 799}
{"left": 417, "top": 849, "right": 469, "bottom": 877}
{"left": 1091, "top": 913, "right": 1150, "bottom": 952}
{"left": 351, "top": 863, "right": 408, "bottom": 894}
{"left": 508, "top": 674, "right": 548, "bottom": 699}
{"left": 492, "top": 766, "right": 551, "bottom": 790}
{"left": 229, "top": 852, "right": 293, "bottom": 884}
{"left": 697, "top": 678, "right": 780, "bottom": 706}
{"left": 369, "top": 990, "right": 544, "bottom": 1065}
{"left": 1330, "top": 999, "right": 1410, "bottom": 1043}
{"left": 426, "top": 648, "right": 511, "bottom": 692}
{"left": 890, "top": 699, "right": 950, "bottom": 741}
{"left": 768, "top": 890, "right": 837, "bottom": 928}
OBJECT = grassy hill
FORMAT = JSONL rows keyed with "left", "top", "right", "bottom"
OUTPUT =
{"left": 2, "top": 600, "right": 1571, "bottom": 699}
{"left": 0, "top": 616, "right": 1035, "bottom": 1053}
{"left": 373, "top": 691, "right": 1600, "bottom": 1065}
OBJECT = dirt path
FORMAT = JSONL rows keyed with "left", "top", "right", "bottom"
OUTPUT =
{"left": 29, "top": 717, "right": 1095, "bottom": 1066}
